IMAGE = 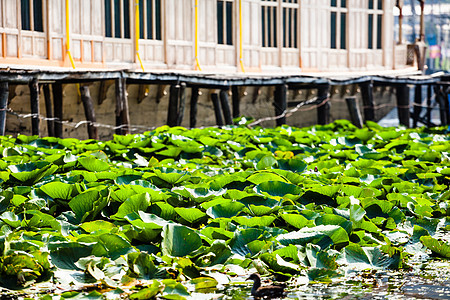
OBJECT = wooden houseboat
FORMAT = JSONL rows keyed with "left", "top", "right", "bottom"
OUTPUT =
{"left": 0, "top": 0, "right": 446, "bottom": 140}
{"left": 0, "top": 0, "right": 413, "bottom": 72}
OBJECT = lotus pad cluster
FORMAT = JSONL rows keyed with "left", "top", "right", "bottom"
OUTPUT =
{"left": 0, "top": 120, "right": 449, "bottom": 299}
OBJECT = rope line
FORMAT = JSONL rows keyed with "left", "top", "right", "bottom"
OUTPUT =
{"left": 2, "top": 94, "right": 444, "bottom": 135}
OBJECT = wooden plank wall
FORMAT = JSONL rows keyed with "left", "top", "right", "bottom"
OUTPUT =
{"left": 0, "top": 0, "right": 400, "bottom": 73}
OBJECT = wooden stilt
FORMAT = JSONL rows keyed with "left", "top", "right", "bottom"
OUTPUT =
{"left": 177, "top": 83, "right": 186, "bottom": 126}
{"left": 52, "top": 83, "right": 63, "bottom": 138}
{"left": 220, "top": 90, "right": 233, "bottom": 125}
{"left": 396, "top": 84, "right": 410, "bottom": 128}
{"left": 426, "top": 84, "right": 433, "bottom": 126}
{"left": 115, "top": 77, "right": 129, "bottom": 135}
{"left": 434, "top": 85, "right": 448, "bottom": 126}
{"left": 413, "top": 84, "right": 422, "bottom": 127}
{"left": 274, "top": 84, "right": 287, "bottom": 126}
{"left": 0, "top": 82, "right": 9, "bottom": 136}
{"left": 317, "top": 84, "right": 330, "bottom": 125}
{"left": 167, "top": 84, "right": 180, "bottom": 127}
{"left": 231, "top": 86, "right": 240, "bottom": 120}
{"left": 43, "top": 84, "right": 55, "bottom": 137}
{"left": 211, "top": 93, "right": 224, "bottom": 126}
{"left": 360, "top": 81, "right": 375, "bottom": 122}
{"left": 80, "top": 85, "right": 98, "bottom": 140}
{"left": 345, "top": 97, "right": 363, "bottom": 128}
{"left": 29, "top": 78, "right": 40, "bottom": 136}
{"left": 190, "top": 87, "right": 199, "bottom": 128}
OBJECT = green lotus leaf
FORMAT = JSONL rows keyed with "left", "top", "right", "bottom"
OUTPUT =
{"left": 81, "top": 220, "right": 116, "bottom": 233}
{"left": 161, "top": 224, "right": 203, "bottom": 257}
{"left": 247, "top": 172, "right": 289, "bottom": 185}
{"left": 307, "top": 268, "right": 340, "bottom": 282}
{"left": 89, "top": 233, "right": 134, "bottom": 259}
{"left": 255, "top": 155, "right": 277, "bottom": 170}
{"left": 281, "top": 213, "right": 313, "bottom": 229}
{"left": 201, "top": 227, "right": 234, "bottom": 241}
{"left": 161, "top": 279, "right": 191, "bottom": 299}
{"left": 306, "top": 244, "right": 339, "bottom": 270}
{"left": 277, "top": 225, "right": 349, "bottom": 249}
{"left": 153, "top": 167, "right": 190, "bottom": 185}
{"left": 350, "top": 204, "right": 366, "bottom": 223}
{"left": 420, "top": 236, "right": 450, "bottom": 258}
{"left": 229, "top": 228, "right": 266, "bottom": 256}
{"left": 111, "top": 192, "right": 151, "bottom": 221}
{"left": 127, "top": 252, "right": 168, "bottom": 279}
{"left": 0, "top": 211, "right": 21, "bottom": 228}
{"left": 129, "top": 281, "right": 162, "bottom": 300}
{"left": 206, "top": 202, "right": 245, "bottom": 219}
{"left": 174, "top": 207, "right": 207, "bottom": 224}
{"left": 69, "top": 189, "right": 108, "bottom": 223}
{"left": 8, "top": 162, "right": 58, "bottom": 185}
{"left": 174, "top": 187, "right": 226, "bottom": 203}
{"left": 338, "top": 244, "right": 395, "bottom": 269}
{"left": 232, "top": 216, "right": 276, "bottom": 227}
{"left": 78, "top": 156, "right": 110, "bottom": 172}
{"left": 260, "top": 253, "right": 300, "bottom": 276}
{"left": 278, "top": 158, "right": 308, "bottom": 173}
{"left": 40, "top": 182, "right": 78, "bottom": 201}
{"left": 255, "top": 181, "right": 302, "bottom": 199}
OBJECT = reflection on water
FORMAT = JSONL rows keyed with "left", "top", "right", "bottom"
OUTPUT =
{"left": 219, "top": 259, "right": 450, "bottom": 300}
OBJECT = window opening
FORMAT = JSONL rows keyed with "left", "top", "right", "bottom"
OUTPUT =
{"left": 21, "top": 0, "right": 43, "bottom": 32}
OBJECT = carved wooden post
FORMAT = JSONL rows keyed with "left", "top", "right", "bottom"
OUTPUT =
{"left": 80, "top": 86, "right": 98, "bottom": 140}
{"left": 52, "top": 83, "right": 63, "bottom": 138}
{"left": 0, "top": 82, "right": 9, "bottom": 136}
{"left": 29, "top": 78, "right": 40, "bottom": 136}
{"left": 317, "top": 84, "right": 331, "bottom": 125}
{"left": 274, "top": 84, "right": 287, "bottom": 126}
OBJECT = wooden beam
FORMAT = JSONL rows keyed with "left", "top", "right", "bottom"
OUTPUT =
{"left": 413, "top": 84, "right": 422, "bottom": 128}
{"left": 190, "top": 87, "right": 199, "bottom": 128}
{"left": 157, "top": 85, "right": 167, "bottom": 104}
{"left": 0, "top": 82, "right": 9, "bottom": 136}
{"left": 177, "top": 83, "right": 186, "bottom": 126}
{"left": 317, "top": 84, "right": 331, "bottom": 125}
{"left": 98, "top": 80, "right": 113, "bottom": 105}
{"left": 167, "top": 84, "right": 180, "bottom": 127}
{"left": 211, "top": 93, "right": 224, "bottom": 126}
{"left": 137, "top": 84, "right": 148, "bottom": 104}
{"left": 29, "top": 79, "right": 40, "bottom": 136}
{"left": 53, "top": 83, "right": 63, "bottom": 138}
{"left": 43, "top": 84, "right": 55, "bottom": 137}
{"left": 80, "top": 85, "right": 98, "bottom": 140}
{"left": 360, "top": 81, "right": 375, "bottom": 122}
{"left": 220, "top": 90, "right": 233, "bottom": 125}
{"left": 231, "top": 86, "right": 240, "bottom": 119}
{"left": 345, "top": 97, "right": 363, "bottom": 128}
{"left": 396, "top": 84, "right": 410, "bottom": 128}
{"left": 274, "top": 84, "right": 287, "bottom": 126}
